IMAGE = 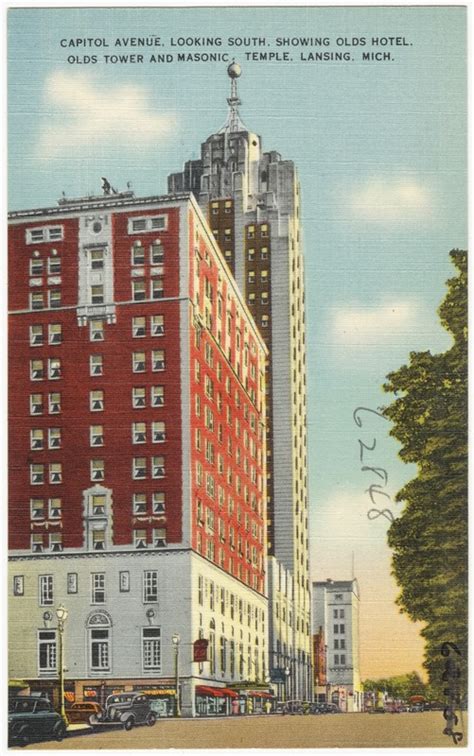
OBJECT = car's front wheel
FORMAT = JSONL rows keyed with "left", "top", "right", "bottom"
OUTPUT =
{"left": 16, "top": 727, "right": 30, "bottom": 747}
{"left": 53, "top": 721, "right": 67, "bottom": 742}
{"left": 123, "top": 717, "right": 134, "bottom": 731}
{"left": 146, "top": 712, "right": 157, "bottom": 727}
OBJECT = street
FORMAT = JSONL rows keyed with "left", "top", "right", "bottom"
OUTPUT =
{"left": 20, "top": 711, "right": 467, "bottom": 749}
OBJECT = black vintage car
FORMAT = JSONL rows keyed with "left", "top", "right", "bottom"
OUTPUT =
{"left": 8, "top": 696, "right": 67, "bottom": 747}
{"left": 90, "top": 692, "right": 156, "bottom": 731}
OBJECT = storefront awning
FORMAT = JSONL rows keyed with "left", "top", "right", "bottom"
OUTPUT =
{"left": 196, "top": 685, "right": 225, "bottom": 698}
{"left": 248, "top": 690, "right": 274, "bottom": 698}
{"left": 9, "top": 680, "right": 29, "bottom": 688}
{"left": 220, "top": 688, "right": 238, "bottom": 698}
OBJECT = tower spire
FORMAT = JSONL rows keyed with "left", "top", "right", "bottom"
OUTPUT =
{"left": 218, "top": 62, "right": 248, "bottom": 133}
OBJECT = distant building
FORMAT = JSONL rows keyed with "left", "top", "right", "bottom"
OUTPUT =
{"left": 312, "top": 625, "right": 327, "bottom": 699}
{"left": 312, "top": 579, "right": 362, "bottom": 711}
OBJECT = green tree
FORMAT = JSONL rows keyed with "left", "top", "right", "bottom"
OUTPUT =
{"left": 382, "top": 249, "right": 467, "bottom": 699}
{"left": 362, "top": 672, "right": 427, "bottom": 700}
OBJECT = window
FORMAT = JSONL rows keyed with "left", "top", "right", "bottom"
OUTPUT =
{"left": 30, "top": 359, "right": 44, "bottom": 380}
{"left": 90, "top": 320, "right": 104, "bottom": 341}
{"left": 31, "top": 292, "right": 45, "bottom": 310}
{"left": 31, "top": 463, "right": 45, "bottom": 484}
{"left": 92, "top": 529, "right": 106, "bottom": 551}
{"left": 152, "top": 421, "right": 165, "bottom": 443}
{"left": 49, "top": 290, "right": 61, "bottom": 308}
{"left": 153, "top": 492, "right": 165, "bottom": 514}
{"left": 133, "top": 351, "right": 146, "bottom": 372}
{"left": 152, "top": 456, "right": 165, "bottom": 478}
{"left": 132, "top": 387, "right": 146, "bottom": 408}
{"left": 49, "top": 463, "right": 62, "bottom": 484}
{"left": 38, "top": 630, "right": 57, "bottom": 674}
{"left": 128, "top": 215, "right": 167, "bottom": 233}
{"left": 90, "top": 390, "right": 104, "bottom": 411}
{"left": 91, "top": 459, "right": 104, "bottom": 481}
{"left": 151, "top": 241, "right": 164, "bottom": 264}
{"left": 151, "top": 279, "right": 164, "bottom": 299}
{"left": 333, "top": 624, "right": 339, "bottom": 634}
{"left": 247, "top": 225, "right": 255, "bottom": 239}
{"left": 48, "top": 256, "right": 61, "bottom": 275}
{"left": 339, "top": 624, "right": 345, "bottom": 634}
{"left": 153, "top": 528, "right": 166, "bottom": 547}
{"left": 50, "top": 532, "right": 62, "bottom": 552}
{"left": 151, "top": 315, "right": 164, "bottom": 336}
{"left": 49, "top": 498, "right": 62, "bottom": 519}
{"left": 48, "top": 392, "right": 61, "bottom": 414}
{"left": 31, "top": 534, "right": 44, "bottom": 553}
{"left": 30, "top": 325, "right": 44, "bottom": 346}
{"left": 133, "top": 316, "right": 146, "bottom": 337}
{"left": 30, "top": 393, "right": 43, "bottom": 415}
{"left": 143, "top": 627, "right": 161, "bottom": 671}
{"left": 49, "top": 324, "right": 62, "bottom": 344}
{"left": 30, "top": 257, "right": 43, "bottom": 276}
{"left": 248, "top": 271, "right": 255, "bottom": 284}
{"left": 26, "top": 225, "right": 64, "bottom": 244}
{"left": 132, "top": 421, "right": 146, "bottom": 444}
{"left": 91, "top": 573, "right": 105, "bottom": 603}
{"left": 132, "top": 281, "right": 146, "bottom": 301}
{"left": 334, "top": 639, "right": 339, "bottom": 650}
{"left": 152, "top": 350, "right": 165, "bottom": 371}
{"left": 67, "top": 573, "right": 78, "bottom": 594}
{"left": 340, "top": 654, "right": 346, "bottom": 665}
{"left": 48, "top": 427, "right": 61, "bottom": 448}
{"left": 340, "top": 639, "right": 346, "bottom": 649}
{"left": 151, "top": 386, "right": 164, "bottom": 407}
{"left": 91, "top": 495, "right": 106, "bottom": 516}
{"left": 48, "top": 358, "right": 61, "bottom": 379}
{"left": 143, "top": 570, "right": 158, "bottom": 602}
{"left": 333, "top": 609, "right": 338, "bottom": 619}
{"left": 90, "top": 425, "right": 104, "bottom": 447}
{"left": 261, "top": 291, "right": 269, "bottom": 305}
{"left": 133, "top": 457, "right": 147, "bottom": 479}
{"left": 119, "top": 572, "right": 130, "bottom": 592}
{"left": 261, "top": 224, "right": 268, "bottom": 237}
{"left": 90, "top": 354, "right": 103, "bottom": 376}
{"left": 91, "top": 285, "right": 104, "bottom": 305}
{"left": 133, "top": 493, "right": 147, "bottom": 514}
{"left": 31, "top": 498, "right": 45, "bottom": 519}
{"left": 13, "top": 575, "right": 24, "bottom": 596}
{"left": 134, "top": 529, "right": 148, "bottom": 549}
{"left": 90, "top": 249, "right": 104, "bottom": 270}
{"left": 31, "top": 428, "right": 44, "bottom": 450}
{"left": 261, "top": 314, "right": 269, "bottom": 328}
{"left": 39, "top": 575, "right": 53, "bottom": 606}
{"left": 261, "top": 270, "right": 269, "bottom": 283}
{"left": 132, "top": 242, "right": 145, "bottom": 266}
{"left": 89, "top": 627, "right": 110, "bottom": 671}
{"left": 340, "top": 609, "right": 345, "bottom": 619}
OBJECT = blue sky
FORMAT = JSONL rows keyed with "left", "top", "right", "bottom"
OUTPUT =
{"left": 8, "top": 5, "right": 467, "bottom": 678}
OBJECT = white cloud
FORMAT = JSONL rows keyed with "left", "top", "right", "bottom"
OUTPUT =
{"left": 36, "top": 71, "right": 176, "bottom": 158}
{"left": 348, "top": 176, "right": 433, "bottom": 223}
{"left": 331, "top": 301, "right": 416, "bottom": 347}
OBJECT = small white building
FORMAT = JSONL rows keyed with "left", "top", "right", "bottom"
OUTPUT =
{"left": 312, "top": 579, "right": 362, "bottom": 712}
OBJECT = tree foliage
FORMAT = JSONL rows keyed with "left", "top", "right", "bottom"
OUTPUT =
{"left": 362, "top": 672, "right": 427, "bottom": 700}
{"left": 382, "top": 250, "right": 467, "bottom": 698}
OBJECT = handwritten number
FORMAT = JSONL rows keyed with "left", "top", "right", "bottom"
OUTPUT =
{"left": 353, "top": 406, "right": 386, "bottom": 427}
{"left": 367, "top": 508, "right": 395, "bottom": 524}
{"left": 358, "top": 438, "right": 376, "bottom": 462}
{"left": 361, "top": 466, "right": 389, "bottom": 485}
{"left": 365, "top": 484, "right": 392, "bottom": 504}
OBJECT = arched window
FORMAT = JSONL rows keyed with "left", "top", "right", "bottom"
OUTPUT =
{"left": 87, "top": 612, "right": 111, "bottom": 673}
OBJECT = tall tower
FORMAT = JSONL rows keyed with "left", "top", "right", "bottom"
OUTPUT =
{"left": 169, "top": 64, "right": 312, "bottom": 700}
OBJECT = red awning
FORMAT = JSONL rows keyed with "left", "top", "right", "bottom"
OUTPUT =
{"left": 196, "top": 685, "right": 225, "bottom": 698}
{"left": 248, "top": 691, "right": 274, "bottom": 698}
{"left": 220, "top": 688, "right": 238, "bottom": 698}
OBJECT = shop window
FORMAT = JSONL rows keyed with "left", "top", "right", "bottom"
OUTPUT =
{"left": 38, "top": 630, "right": 57, "bottom": 675}
{"left": 142, "top": 627, "right": 161, "bottom": 671}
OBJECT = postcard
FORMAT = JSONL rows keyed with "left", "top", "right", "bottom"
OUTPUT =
{"left": 7, "top": 3, "right": 467, "bottom": 750}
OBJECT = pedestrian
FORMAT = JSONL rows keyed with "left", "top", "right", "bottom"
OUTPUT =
{"left": 246, "top": 697, "right": 253, "bottom": 715}
{"left": 231, "top": 699, "right": 239, "bottom": 716}
{"left": 264, "top": 700, "right": 272, "bottom": 715}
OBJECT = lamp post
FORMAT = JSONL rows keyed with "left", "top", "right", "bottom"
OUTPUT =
{"left": 284, "top": 665, "right": 290, "bottom": 703}
{"left": 172, "top": 634, "right": 181, "bottom": 717}
{"left": 56, "top": 605, "right": 68, "bottom": 724}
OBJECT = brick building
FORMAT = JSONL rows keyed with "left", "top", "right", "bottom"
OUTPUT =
{"left": 8, "top": 190, "right": 269, "bottom": 717}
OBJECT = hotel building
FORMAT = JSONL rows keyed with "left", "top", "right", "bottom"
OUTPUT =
{"left": 168, "top": 64, "right": 312, "bottom": 700}
{"left": 8, "top": 189, "right": 269, "bottom": 717}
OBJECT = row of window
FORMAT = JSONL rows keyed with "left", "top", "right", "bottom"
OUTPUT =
{"left": 29, "top": 421, "right": 167, "bottom": 451}
{"left": 27, "top": 570, "right": 163, "bottom": 605}
{"left": 29, "top": 255, "right": 61, "bottom": 277}
{"left": 28, "top": 281, "right": 167, "bottom": 311}
{"left": 247, "top": 291, "right": 270, "bottom": 305}
{"left": 197, "top": 574, "right": 265, "bottom": 630}
{"left": 30, "top": 291, "right": 61, "bottom": 310}
{"left": 29, "top": 456, "right": 167, "bottom": 484}
{"left": 132, "top": 280, "right": 164, "bottom": 301}
{"left": 30, "top": 359, "right": 62, "bottom": 380}
{"left": 37, "top": 624, "right": 161, "bottom": 674}
{"left": 29, "top": 386, "right": 166, "bottom": 415}
{"left": 26, "top": 226, "right": 64, "bottom": 244}
{"left": 130, "top": 240, "right": 164, "bottom": 266}
{"left": 27, "top": 526, "right": 168, "bottom": 553}
{"left": 333, "top": 654, "right": 347, "bottom": 666}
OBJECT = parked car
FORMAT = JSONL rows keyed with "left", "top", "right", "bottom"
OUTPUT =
{"left": 90, "top": 692, "right": 156, "bottom": 731}
{"left": 8, "top": 696, "right": 66, "bottom": 747}
{"left": 409, "top": 702, "right": 425, "bottom": 713}
{"left": 282, "top": 700, "right": 305, "bottom": 715}
{"left": 66, "top": 701, "right": 103, "bottom": 724}
{"left": 368, "top": 706, "right": 386, "bottom": 714}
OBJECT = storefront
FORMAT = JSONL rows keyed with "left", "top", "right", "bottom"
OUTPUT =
{"left": 246, "top": 690, "right": 275, "bottom": 714}
{"left": 134, "top": 685, "right": 176, "bottom": 717}
{"left": 195, "top": 685, "right": 237, "bottom": 716}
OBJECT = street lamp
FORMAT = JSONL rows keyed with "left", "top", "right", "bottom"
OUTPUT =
{"left": 56, "top": 605, "right": 68, "bottom": 724}
{"left": 284, "top": 665, "right": 290, "bottom": 703}
{"left": 172, "top": 634, "right": 181, "bottom": 717}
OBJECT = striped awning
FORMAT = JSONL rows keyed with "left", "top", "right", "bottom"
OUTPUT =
{"left": 220, "top": 688, "right": 238, "bottom": 698}
{"left": 196, "top": 685, "right": 225, "bottom": 698}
